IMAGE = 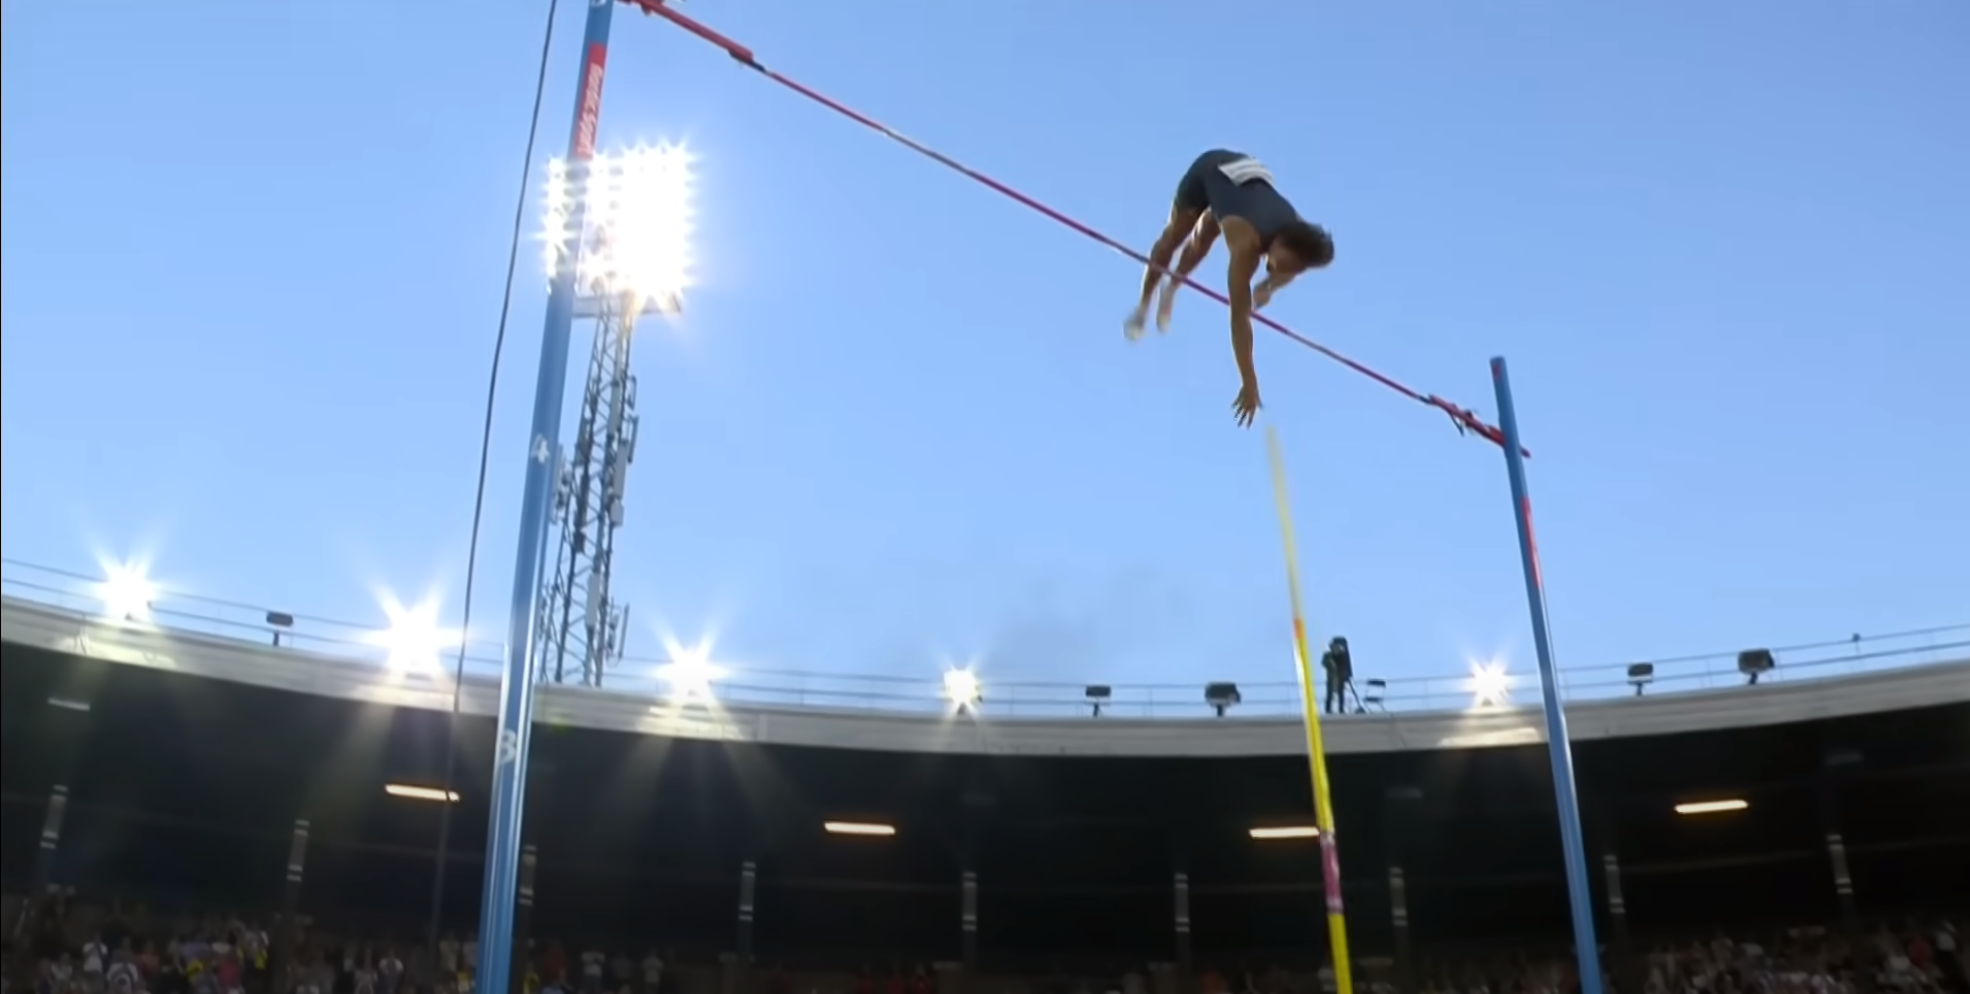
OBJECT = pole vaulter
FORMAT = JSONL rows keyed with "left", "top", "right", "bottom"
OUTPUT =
{"left": 620, "top": 0, "right": 1526, "bottom": 458}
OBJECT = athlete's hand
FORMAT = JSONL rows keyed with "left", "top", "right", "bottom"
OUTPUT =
{"left": 1123, "top": 307, "right": 1148, "bottom": 342}
{"left": 1232, "top": 380, "right": 1262, "bottom": 428}
{"left": 1254, "top": 281, "right": 1274, "bottom": 309}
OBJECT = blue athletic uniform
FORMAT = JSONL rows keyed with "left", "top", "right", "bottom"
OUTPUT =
{"left": 1173, "top": 150, "right": 1301, "bottom": 249}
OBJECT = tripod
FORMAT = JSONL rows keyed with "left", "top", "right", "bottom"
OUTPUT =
{"left": 1322, "top": 669, "right": 1361, "bottom": 715}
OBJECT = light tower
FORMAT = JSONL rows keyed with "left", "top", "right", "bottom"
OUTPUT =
{"left": 534, "top": 144, "right": 694, "bottom": 687}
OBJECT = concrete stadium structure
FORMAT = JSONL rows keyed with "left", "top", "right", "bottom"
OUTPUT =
{"left": 4, "top": 594, "right": 1966, "bottom": 984}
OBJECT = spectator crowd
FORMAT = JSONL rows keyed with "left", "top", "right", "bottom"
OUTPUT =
{"left": 4, "top": 890, "right": 1962, "bottom": 994}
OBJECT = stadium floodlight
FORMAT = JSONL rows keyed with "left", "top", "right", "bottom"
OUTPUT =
{"left": 1673, "top": 799, "right": 1748, "bottom": 816}
{"left": 371, "top": 595, "right": 453, "bottom": 674}
{"left": 657, "top": 634, "right": 725, "bottom": 704}
{"left": 942, "top": 667, "right": 982, "bottom": 712}
{"left": 541, "top": 143, "right": 695, "bottom": 315}
{"left": 1085, "top": 684, "right": 1112, "bottom": 717}
{"left": 96, "top": 560, "right": 155, "bottom": 622}
{"left": 824, "top": 820, "right": 897, "bottom": 837}
{"left": 267, "top": 610, "right": 296, "bottom": 647}
{"left": 1468, "top": 659, "right": 1511, "bottom": 709}
{"left": 1626, "top": 662, "right": 1654, "bottom": 696}
{"left": 1204, "top": 681, "right": 1241, "bottom": 716}
{"left": 1736, "top": 648, "right": 1776, "bottom": 686}
{"left": 384, "top": 783, "right": 460, "bottom": 803}
{"left": 1250, "top": 825, "right": 1320, "bottom": 841}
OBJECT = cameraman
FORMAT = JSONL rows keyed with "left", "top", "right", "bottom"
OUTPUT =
{"left": 1320, "top": 637, "right": 1352, "bottom": 715}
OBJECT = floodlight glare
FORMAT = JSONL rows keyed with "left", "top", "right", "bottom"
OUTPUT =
{"left": 658, "top": 634, "right": 725, "bottom": 704}
{"left": 1468, "top": 659, "right": 1511, "bottom": 709}
{"left": 943, "top": 668, "right": 982, "bottom": 711}
{"left": 96, "top": 561, "right": 156, "bottom": 622}
{"left": 541, "top": 143, "right": 695, "bottom": 313}
{"left": 371, "top": 596, "right": 453, "bottom": 674}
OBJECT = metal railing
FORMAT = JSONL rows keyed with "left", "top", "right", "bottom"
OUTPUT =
{"left": 3, "top": 556, "right": 1965, "bottom": 718}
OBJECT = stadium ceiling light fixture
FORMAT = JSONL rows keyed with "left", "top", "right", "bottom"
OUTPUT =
{"left": 1249, "top": 826, "right": 1320, "bottom": 840}
{"left": 384, "top": 784, "right": 460, "bottom": 803}
{"left": 1673, "top": 799, "right": 1749, "bottom": 816}
{"left": 823, "top": 821, "right": 897, "bottom": 837}
{"left": 542, "top": 142, "right": 695, "bottom": 315}
{"left": 96, "top": 560, "right": 156, "bottom": 622}
{"left": 47, "top": 697, "right": 92, "bottom": 713}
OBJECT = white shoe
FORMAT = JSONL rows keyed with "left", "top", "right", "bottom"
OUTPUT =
{"left": 1155, "top": 278, "right": 1178, "bottom": 332}
{"left": 1124, "top": 308, "right": 1147, "bottom": 342}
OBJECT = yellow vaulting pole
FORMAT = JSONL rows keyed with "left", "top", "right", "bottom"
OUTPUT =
{"left": 1265, "top": 425, "right": 1355, "bottom": 994}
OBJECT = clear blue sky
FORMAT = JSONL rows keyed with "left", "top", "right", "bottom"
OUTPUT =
{"left": 3, "top": 0, "right": 1965, "bottom": 700}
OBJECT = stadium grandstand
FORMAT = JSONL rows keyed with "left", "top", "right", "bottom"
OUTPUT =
{"left": 3, "top": 591, "right": 1966, "bottom": 994}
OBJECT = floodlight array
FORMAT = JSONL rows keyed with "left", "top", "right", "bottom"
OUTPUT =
{"left": 540, "top": 144, "right": 695, "bottom": 312}
{"left": 943, "top": 667, "right": 982, "bottom": 711}
{"left": 96, "top": 561, "right": 156, "bottom": 622}
{"left": 372, "top": 596, "right": 454, "bottom": 674}
{"left": 1468, "top": 660, "right": 1512, "bottom": 709}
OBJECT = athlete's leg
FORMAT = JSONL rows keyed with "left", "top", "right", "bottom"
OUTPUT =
{"left": 1155, "top": 211, "right": 1221, "bottom": 331}
{"left": 1129, "top": 204, "right": 1201, "bottom": 339}
{"left": 1128, "top": 154, "right": 1217, "bottom": 339}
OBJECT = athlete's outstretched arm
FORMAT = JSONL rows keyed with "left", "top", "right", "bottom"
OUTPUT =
{"left": 1226, "top": 240, "right": 1264, "bottom": 426}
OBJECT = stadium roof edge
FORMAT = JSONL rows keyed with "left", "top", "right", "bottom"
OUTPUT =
{"left": 5, "top": 594, "right": 1966, "bottom": 758}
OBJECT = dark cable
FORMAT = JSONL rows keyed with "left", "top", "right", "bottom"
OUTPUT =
{"left": 426, "top": 0, "right": 566, "bottom": 965}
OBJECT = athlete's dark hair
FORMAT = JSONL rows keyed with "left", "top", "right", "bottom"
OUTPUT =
{"left": 1279, "top": 220, "right": 1335, "bottom": 268}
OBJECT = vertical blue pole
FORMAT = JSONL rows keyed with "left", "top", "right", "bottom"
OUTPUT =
{"left": 475, "top": 2, "right": 618, "bottom": 994}
{"left": 1490, "top": 356, "right": 1605, "bottom": 994}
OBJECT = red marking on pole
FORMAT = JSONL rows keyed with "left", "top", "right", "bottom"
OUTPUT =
{"left": 1520, "top": 496, "right": 1543, "bottom": 591}
{"left": 573, "top": 43, "right": 609, "bottom": 160}
{"left": 1320, "top": 834, "right": 1345, "bottom": 913}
